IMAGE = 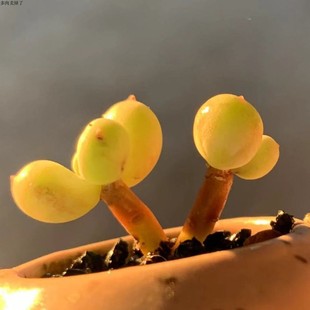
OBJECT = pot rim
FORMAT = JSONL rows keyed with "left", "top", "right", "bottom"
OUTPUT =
{"left": 1, "top": 216, "right": 310, "bottom": 310}
{"left": 8, "top": 215, "right": 303, "bottom": 279}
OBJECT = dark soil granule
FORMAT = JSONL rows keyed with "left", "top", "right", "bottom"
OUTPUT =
{"left": 174, "top": 237, "right": 205, "bottom": 258}
{"left": 203, "top": 231, "right": 233, "bottom": 252}
{"left": 104, "top": 239, "right": 130, "bottom": 269}
{"left": 270, "top": 210, "right": 295, "bottom": 234}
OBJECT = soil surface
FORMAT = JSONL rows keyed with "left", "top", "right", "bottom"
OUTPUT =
{"left": 44, "top": 211, "right": 294, "bottom": 278}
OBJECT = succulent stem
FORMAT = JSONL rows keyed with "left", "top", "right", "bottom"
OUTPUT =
{"left": 100, "top": 180, "right": 167, "bottom": 254}
{"left": 174, "top": 166, "right": 233, "bottom": 248}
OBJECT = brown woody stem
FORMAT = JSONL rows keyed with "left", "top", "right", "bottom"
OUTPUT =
{"left": 100, "top": 180, "right": 167, "bottom": 254}
{"left": 174, "top": 166, "right": 233, "bottom": 247}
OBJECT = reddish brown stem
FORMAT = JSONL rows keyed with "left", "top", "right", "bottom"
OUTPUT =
{"left": 100, "top": 180, "right": 167, "bottom": 254}
{"left": 175, "top": 166, "right": 233, "bottom": 247}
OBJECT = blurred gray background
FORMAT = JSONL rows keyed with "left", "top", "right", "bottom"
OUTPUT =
{"left": 1, "top": 0, "right": 309, "bottom": 268}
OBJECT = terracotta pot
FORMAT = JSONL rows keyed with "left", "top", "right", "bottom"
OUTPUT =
{"left": 1, "top": 216, "right": 310, "bottom": 310}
